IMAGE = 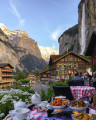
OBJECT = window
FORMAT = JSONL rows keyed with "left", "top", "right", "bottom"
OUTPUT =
{"left": 71, "top": 63, "right": 73, "bottom": 68}
{"left": 69, "top": 64, "right": 71, "bottom": 68}
{"left": 65, "top": 58, "right": 67, "bottom": 61}
{"left": 62, "top": 71, "right": 64, "bottom": 74}
{"left": 64, "top": 64, "right": 66, "bottom": 68}
{"left": 57, "top": 71, "right": 59, "bottom": 75}
{"left": 67, "top": 58, "right": 70, "bottom": 61}
{"left": 66, "top": 63, "right": 68, "bottom": 67}
{"left": 70, "top": 57, "right": 72, "bottom": 61}
{"left": 75, "top": 58, "right": 77, "bottom": 61}
{"left": 74, "top": 63, "right": 76, "bottom": 67}
{"left": 76, "top": 63, "right": 78, "bottom": 67}
{"left": 64, "top": 70, "right": 67, "bottom": 74}
{"left": 72, "top": 58, "right": 75, "bottom": 61}
{"left": 78, "top": 58, "right": 80, "bottom": 61}
{"left": 61, "top": 63, "right": 64, "bottom": 68}
{"left": 56, "top": 63, "right": 59, "bottom": 67}
{"left": 61, "top": 59, "right": 64, "bottom": 62}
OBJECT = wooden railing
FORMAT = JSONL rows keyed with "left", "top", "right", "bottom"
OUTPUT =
{"left": 2, "top": 69, "right": 12, "bottom": 72}
{"left": 2, "top": 74, "right": 14, "bottom": 77}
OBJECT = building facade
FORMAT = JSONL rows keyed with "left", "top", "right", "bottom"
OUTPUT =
{"left": 27, "top": 73, "right": 37, "bottom": 84}
{"left": 49, "top": 51, "right": 90, "bottom": 79}
{"left": 0, "top": 63, "right": 14, "bottom": 88}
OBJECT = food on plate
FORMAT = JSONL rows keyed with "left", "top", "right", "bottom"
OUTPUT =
{"left": 72, "top": 112, "right": 93, "bottom": 120}
{"left": 51, "top": 98, "right": 68, "bottom": 106}
{"left": 70, "top": 99, "right": 86, "bottom": 107}
{"left": 73, "top": 111, "right": 78, "bottom": 114}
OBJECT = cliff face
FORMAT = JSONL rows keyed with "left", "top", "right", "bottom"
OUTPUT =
{"left": 0, "top": 29, "right": 23, "bottom": 70}
{"left": 78, "top": 0, "right": 96, "bottom": 54}
{"left": 2, "top": 27, "right": 42, "bottom": 59}
{"left": 58, "top": 25, "right": 79, "bottom": 55}
{"left": 0, "top": 24, "right": 47, "bottom": 72}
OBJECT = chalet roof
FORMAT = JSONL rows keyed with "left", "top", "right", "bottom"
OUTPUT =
{"left": 39, "top": 68, "right": 55, "bottom": 74}
{"left": 85, "top": 32, "right": 96, "bottom": 56}
{"left": 0, "top": 63, "right": 14, "bottom": 69}
{"left": 49, "top": 55, "right": 62, "bottom": 65}
{"left": 53, "top": 51, "right": 90, "bottom": 63}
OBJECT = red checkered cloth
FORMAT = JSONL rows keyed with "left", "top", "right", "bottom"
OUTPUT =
{"left": 70, "top": 86, "right": 96, "bottom": 100}
{"left": 30, "top": 108, "right": 47, "bottom": 120}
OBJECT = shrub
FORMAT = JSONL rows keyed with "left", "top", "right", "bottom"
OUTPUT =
{"left": 20, "top": 79, "right": 30, "bottom": 84}
{"left": 53, "top": 82, "right": 68, "bottom": 86}
{"left": 40, "top": 86, "right": 55, "bottom": 101}
{"left": 14, "top": 72, "right": 27, "bottom": 81}
{"left": 20, "top": 86, "right": 35, "bottom": 94}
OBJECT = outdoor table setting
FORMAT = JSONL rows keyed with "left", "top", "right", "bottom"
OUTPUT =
{"left": 3, "top": 86, "right": 96, "bottom": 120}
{"left": 4, "top": 91, "right": 96, "bottom": 120}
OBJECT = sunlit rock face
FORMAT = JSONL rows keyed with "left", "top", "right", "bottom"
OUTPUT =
{"left": 0, "top": 23, "right": 47, "bottom": 72}
{"left": 0, "top": 28, "right": 23, "bottom": 71}
{"left": 78, "top": 0, "right": 96, "bottom": 55}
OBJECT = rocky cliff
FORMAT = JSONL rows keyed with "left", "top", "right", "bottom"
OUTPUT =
{"left": 0, "top": 23, "right": 47, "bottom": 72}
{"left": 58, "top": 24, "right": 79, "bottom": 55}
{"left": 78, "top": 0, "right": 96, "bottom": 55}
{"left": 0, "top": 28, "right": 23, "bottom": 70}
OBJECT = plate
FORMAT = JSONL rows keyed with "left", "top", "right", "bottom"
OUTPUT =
{"left": 55, "top": 96, "right": 66, "bottom": 99}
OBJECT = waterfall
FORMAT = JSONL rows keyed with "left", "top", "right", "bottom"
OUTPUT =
{"left": 80, "top": 3, "right": 86, "bottom": 55}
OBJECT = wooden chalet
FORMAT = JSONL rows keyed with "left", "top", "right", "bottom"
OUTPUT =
{"left": 27, "top": 73, "right": 37, "bottom": 84}
{"left": 49, "top": 51, "right": 90, "bottom": 79}
{"left": 39, "top": 68, "right": 55, "bottom": 81}
{"left": 0, "top": 63, "right": 14, "bottom": 88}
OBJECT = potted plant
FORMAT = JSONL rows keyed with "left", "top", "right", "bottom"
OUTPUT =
{"left": 53, "top": 77, "right": 73, "bottom": 100}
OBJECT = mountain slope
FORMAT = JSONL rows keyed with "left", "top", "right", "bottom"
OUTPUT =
{"left": 39, "top": 46, "right": 59, "bottom": 62}
{"left": 0, "top": 23, "right": 47, "bottom": 72}
{"left": 0, "top": 28, "right": 23, "bottom": 70}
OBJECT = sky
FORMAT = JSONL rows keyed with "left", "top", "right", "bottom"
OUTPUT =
{"left": 0, "top": 0, "right": 81, "bottom": 51}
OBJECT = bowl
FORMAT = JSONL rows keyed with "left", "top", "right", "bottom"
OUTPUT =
{"left": 15, "top": 108, "right": 30, "bottom": 120}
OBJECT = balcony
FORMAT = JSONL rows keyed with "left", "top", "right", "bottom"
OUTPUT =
{"left": 2, "top": 69, "right": 13, "bottom": 72}
{"left": 2, "top": 74, "right": 14, "bottom": 77}
{"left": 0, "top": 80, "right": 14, "bottom": 84}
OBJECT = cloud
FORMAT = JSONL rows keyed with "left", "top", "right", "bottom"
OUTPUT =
{"left": 9, "top": 0, "right": 25, "bottom": 26}
{"left": 51, "top": 29, "right": 61, "bottom": 41}
{"left": 51, "top": 25, "right": 72, "bottom": 41}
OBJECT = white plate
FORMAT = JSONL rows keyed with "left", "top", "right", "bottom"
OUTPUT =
{"left": 55, "top": 96, "right": 66, "bottom": 99}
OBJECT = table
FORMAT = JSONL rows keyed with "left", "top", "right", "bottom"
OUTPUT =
{"left": 70, "top": 86, "right": 96, "bottom": 100}
{"left": 4, "top": 107, "right": 96, "bottom": 120}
